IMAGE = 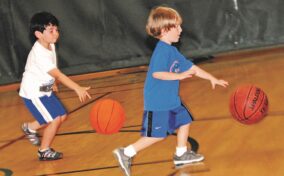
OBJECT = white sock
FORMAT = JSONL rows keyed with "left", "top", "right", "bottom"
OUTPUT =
{"left": 28, "top": 127, "right": 36, "bottom": 133}
{"left": 176, "top": 146, "right": 187, "bottom": 157}
{"left": 39, "top": 148, "right": 49, "bottom": 152}
{"left": 27, "top": 125, "right": 36, "bottom": 133}
{"left": 124, "top": 145, "right": 137, "bottom": 157}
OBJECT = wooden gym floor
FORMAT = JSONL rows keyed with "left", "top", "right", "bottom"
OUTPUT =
{"left": 0, "top": 46, "right": 284, "bottom": 176}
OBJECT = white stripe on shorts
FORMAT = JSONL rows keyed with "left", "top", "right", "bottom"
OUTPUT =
{"left": 31, "top": 97, "right": 54, "bottom": 123}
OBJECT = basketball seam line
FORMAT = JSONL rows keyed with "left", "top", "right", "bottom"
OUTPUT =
{"left": 96, "top": 101, "right": 103, "bottom": 133}
{"left": 233, "top": 89, "right": 242, "bottom": 121}
{"left": 105, "top": 101, "right": 115, "bottom": 133}
{"left": 242, "top": 85, "right": 253, "bottom": 121}
{"left": 246, "top": 91, "right": 266, "bottom": 119}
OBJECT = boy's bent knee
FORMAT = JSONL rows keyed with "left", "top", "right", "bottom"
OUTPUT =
{"left": 145, "top": 136, "right": 165, "bottom": 142}
{"left": 60, "top": 115, "right": 67, "bottom": 122}
{"left": 156, "top": 137, "right": 165, "bottom": 142}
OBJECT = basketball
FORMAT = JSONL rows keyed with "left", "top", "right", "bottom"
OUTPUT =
{"left": 90, "top": 99, "right": 125, "bottom": 134}
{"left": 229, "top": 85, "right": 269, "bottom": 125}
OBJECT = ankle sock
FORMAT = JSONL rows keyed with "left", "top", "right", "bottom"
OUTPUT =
{"left": 26, "top": 124, "right": 36, "bottom": 133}
{"left": 176, "top": 146, "right": 187, "bottom": 157}
{"left": 124, "top": 145, "right": 136, "bottom": 157}
{"left": 28, "top": 128, "right": 36, "bottom": 133}
{"left": 39, "top": 148, "right": 49, "bottom": 152}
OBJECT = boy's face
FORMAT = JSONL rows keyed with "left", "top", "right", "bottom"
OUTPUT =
{"left": 37, "top": 25, "right": 59, "bottom": 44}
{"left": 161, "top": 24, "right": 182, "bottom": 44}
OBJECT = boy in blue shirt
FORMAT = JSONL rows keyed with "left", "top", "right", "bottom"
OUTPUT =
{"left": 113, "top": 6, "right": 228, "bottom": 176}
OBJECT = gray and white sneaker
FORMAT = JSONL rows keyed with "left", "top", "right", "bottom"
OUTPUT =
{"left": 21, "top": 123, "right": 41, "bottom": 146}
{"left": 174, "top": 150, "right": 204, "bottom": 166}
{"left": 113, "top": 148, "right": 132, "bottom": 176}
{"left": 38, "top": 148, "right": 63, "bottom": 161}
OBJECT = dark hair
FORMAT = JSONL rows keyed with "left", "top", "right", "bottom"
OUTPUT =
{"left": 29, "top": 12, "right": 59, "bottom": 43}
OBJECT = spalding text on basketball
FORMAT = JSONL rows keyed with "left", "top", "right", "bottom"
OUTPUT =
{"left": 249, "top": 88, "right": 260, "bottom": 110}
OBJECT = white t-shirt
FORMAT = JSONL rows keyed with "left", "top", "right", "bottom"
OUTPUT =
{"left": 19, "top": 41, "right": 57, "bottom": 99}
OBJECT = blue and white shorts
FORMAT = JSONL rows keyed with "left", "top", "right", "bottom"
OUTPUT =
{"left": 141, "top": 104, "right": 193, "bottom": 138}
{"left": 23, "top": 93, "right": 66, "bottom": 125}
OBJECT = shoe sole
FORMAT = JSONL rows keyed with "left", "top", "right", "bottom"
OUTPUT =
{"left": 39, "top": 157, "right": 63, "bottom": 161}
{"left": 174, "top": 156, "right": 205, "bottom": 165}
{"left": 113, "top": 149, "right": 130, "bottom": 176}
{"left": 39, "top": 154, "right": 63, "bottom": 161}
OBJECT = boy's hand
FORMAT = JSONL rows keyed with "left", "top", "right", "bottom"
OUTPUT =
{"left": 75, "top": 86, "right": 92, "bottom": 102}
{"left": 52, "top": 84, "right": 59, "bottom": 92}
{"left": 211, "top": 79, "right": 229, "bottom": 89}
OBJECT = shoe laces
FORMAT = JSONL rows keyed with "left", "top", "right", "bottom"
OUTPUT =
{"left": 40, "top": 148, "right": 59, "bottom": 158}
{"left": 180, "top": 150, "right": 198, "bottom": 159}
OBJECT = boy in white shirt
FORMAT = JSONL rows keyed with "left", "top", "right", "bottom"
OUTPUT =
{"left": 19, "top": 12, "right": 91, "bottom": 161}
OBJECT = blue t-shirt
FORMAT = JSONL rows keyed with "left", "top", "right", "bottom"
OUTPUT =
{"left": 144, "top": 41, "right": 193, "bottom": 111}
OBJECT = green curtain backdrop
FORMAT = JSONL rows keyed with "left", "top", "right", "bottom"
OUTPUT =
{"left": 0, "top": 0, "right": 283, "bottom": 85}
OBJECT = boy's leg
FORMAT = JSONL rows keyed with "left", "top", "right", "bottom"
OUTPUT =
{"left": 173, "top": 105, "right": 204, "bottom": 166}
{"left": 22, "top": 94, "right": 67, "bottom": 160}
{"left": 21, "top": 115, "right": 62, "bottom": 146}
{"left": 176, "top": 123, "right": 190, "bottom": 147}
{"left": 113, "top": 110, "right": 167, "bottom": 176}
{"left": 113, "top": 137, "right": 163, "bottom": 176}
{"left": 40, "top": 116, "right": 62, "bottom": 149}
{"left": 132, "top": 136, "right": 163, "bottom": 152}
{"left": 28, "top": 121, "right": 43, "bottom": 131}
{"left": 21, "top": 95, "right": 61, "bottom": 146}
{"left": 174, "top": 124, "right": 204, "bottom": 166}
{"left": 38, "top": 116, "right": 64, "bottom": 161}
{"left": 28, "top": 121, "right": 46, "bottom": 131}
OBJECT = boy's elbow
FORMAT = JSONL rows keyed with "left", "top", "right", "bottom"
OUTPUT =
{"left": 190, "top": 65, "right": 198, "bottom": 71}
{"left": 190, "top": 65, "right": 200, "bottom": 74}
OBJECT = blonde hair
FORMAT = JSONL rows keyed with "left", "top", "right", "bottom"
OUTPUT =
{"left": 146, "top": 6, "right": 182, "bottom": 38}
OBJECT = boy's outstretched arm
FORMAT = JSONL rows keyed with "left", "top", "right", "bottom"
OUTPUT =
{"left": 189, "top": 65, "right": 229, "bottom": 89}
{"left": 48, "top": 68, "right": 91, "bottom": 102}
{"left": 153, "top": 70, "right": 195, "bottom": 80}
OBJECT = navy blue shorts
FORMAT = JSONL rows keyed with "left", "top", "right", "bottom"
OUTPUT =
{"left": 141, "top": 104, "right": 193, "bottom": 138}
{"left": 23, "top": 93, "right": 66, "bottom": 125}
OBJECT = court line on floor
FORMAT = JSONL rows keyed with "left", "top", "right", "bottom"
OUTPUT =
{"left": 1, "top": 111, "right": 282, "bottom": 149}
{"left": 54, "top": 130, "right": 200, "bottom": 156}
{"left": 36, "top": 159, "right": 209, "bottom": 176}
{"left": 0, "top": 135, "right": 25, "bottom": 150}
{"left": 58, "top": 76, "right": 145, "bottom": 93}
{"left": 68, "top": 92, "right": 111, "bottom": 114}
{"left": 0, "top": 93, "right": 111, "bottom": 151}
{"left": 58, "top": 86, "right": 143, "bottom": 100}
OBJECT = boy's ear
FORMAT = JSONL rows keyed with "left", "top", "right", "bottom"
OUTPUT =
{"left": 34, "top": 31, "right": 42, "bottom": 39}
{"left": 160, "top": 28, "right": 168, "bottom": 37}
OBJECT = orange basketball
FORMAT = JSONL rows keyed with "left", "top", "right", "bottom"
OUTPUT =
{"left": 90, "top": 99, "right": 125, "bottom": 134}
{"left": 229, "top": 85, "right": 269, "bottom": 125}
